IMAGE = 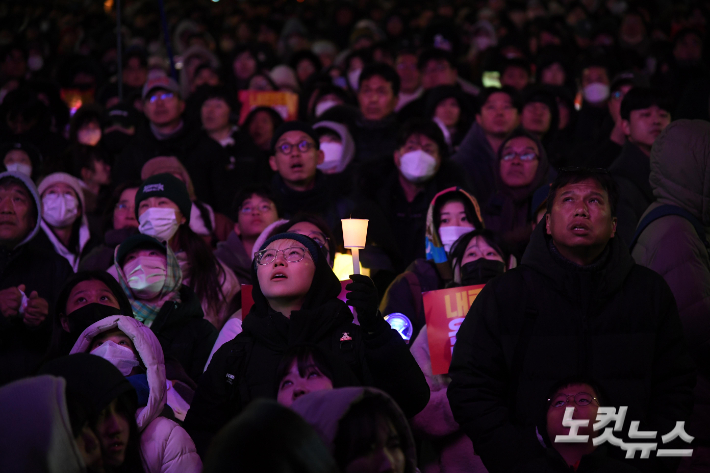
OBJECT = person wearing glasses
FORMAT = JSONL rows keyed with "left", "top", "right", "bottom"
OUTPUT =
{"left": 214, "top": 185, "right": 280, "bottom": 285}
{"left": 112, "top": 75, "right": 230, "bottom": 213}
{"left": 185, "top": 232, "right": 430, "bottom": 460}
{"left": 268, "top": 121, "right": 354, "bottom": 240}
{"left": 532, "top": 379, "right": 639, "bottom": 472}
{"left": 448, "top": 167, "right": 695, "bottom": 472}
{"left": 482, "top": 129, "right": 549, "bottom": 260}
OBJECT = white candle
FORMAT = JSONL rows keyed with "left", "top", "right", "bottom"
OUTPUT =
{"left": 342, "top": 218, "right": 368, "bottom": 275}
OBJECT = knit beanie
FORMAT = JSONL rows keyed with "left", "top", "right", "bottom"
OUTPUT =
{"left": 37, "top": 172, "right": 86, "bottom": 212}
{"left": 135, "top": 173, "right": 192, "bottom": 223}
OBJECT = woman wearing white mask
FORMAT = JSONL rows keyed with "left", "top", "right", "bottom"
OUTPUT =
{"left": 112, "top": 234, "right": 217, "bottom": 384}
{"left": 379, "top": 187, "right": 483, "bottom": 343}
{"left": 128, "top": 173, "right": 239, "bottom": 331}
{"left": 0, "top": 141, "right": 41, "bottom": 180}
{"left": 68, "top": 315, "right": 202, "bottom": 473}
{"left": 313, "top": 120, "right": 355, "bottom": 175}
{"left": 33, "top": 172, "right": 99, "bottom": 272}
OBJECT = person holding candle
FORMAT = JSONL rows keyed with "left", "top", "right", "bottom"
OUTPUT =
{"left": 184, "top": 232, "right": 429, "bottom": 459}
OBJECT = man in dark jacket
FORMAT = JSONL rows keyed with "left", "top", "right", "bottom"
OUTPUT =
{"left": 452, "top": 86, "right": 521, "bottom": 205}
{"left": 319, "top": 63, "right": 401, "bottom": 164}
{"left": 111, "top": 75, "right": 231, "bottom": 212}
{"left": 448, "top": 168, "right": 695, "bottom": 473}
{"left": 0, "top": 171, "right": 73, "bottom": 385}
{"left": 268, "top": 121, "right": 353, "bottom": 240}
{"left": 610, "top": 87, "right": 672, "bottom": 244}
{"left": 354, "top": 120, "right": 474, "bottom": 274}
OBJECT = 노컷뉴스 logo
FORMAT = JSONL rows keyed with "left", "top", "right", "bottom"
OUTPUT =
{"left": 143, "top": 184, "right": 164, "bottom": 193}
{"left": 556, "top": 406, "right": 693, "bottom": 458}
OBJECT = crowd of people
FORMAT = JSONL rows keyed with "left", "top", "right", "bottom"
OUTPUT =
{"left": 0, "top": 0, "right": 709, "bottom": 471}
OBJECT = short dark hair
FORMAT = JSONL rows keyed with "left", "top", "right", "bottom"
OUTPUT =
{"left": 358, "top": 63, "right": 401, "bottom": 97}
{"left": 274, "top": 213, "right": 336, "bottom": 264}
{"left": 274, "top": 345, "right": 335, "bottom": 396}
{"left": 620, "top": 87, "right": 672, "bottom": 121}
{"left": 417, "top": 48, "right": 455, "bottom": 71}
{"left": 396, "top": 119, "right": 448, "bottom": 160}
{"left": 476, "top": 86, "right": 523, "bottom": 114}
{"left": 449, "top": 228, "right": 510, "bottom": 270}
{"left": 231, "top": 185, "right": 278, "bottom": 221}
{"left": 69, "top": 145, "right": 110, "bottom": 179}
{"left": 546, "top": 168, "right": 619, "bottom": 217}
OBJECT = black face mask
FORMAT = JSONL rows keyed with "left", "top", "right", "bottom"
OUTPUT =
{"left": 65, "top": 303, "right": 123, "bottom": 334}
{"left": 460, "top": 259, "right": 505, "bottom": 286}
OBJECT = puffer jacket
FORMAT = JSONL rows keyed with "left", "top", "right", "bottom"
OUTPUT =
{"left": 448, "top": 222, "right": 695, "bottom": 473}
{"left": 71, "top": 316, "right": 202, "bottom": 473}
{"left": 631, "top": 119, "right": 710, "bottom": 446}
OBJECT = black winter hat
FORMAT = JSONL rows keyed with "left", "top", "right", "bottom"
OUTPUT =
{"left": 135, "top": 173, "right": 192, "bottom": 223}
{"left": 270, "top": 121, "right": 320, "bottom": 153}
{"left": 39, "top": 353, "right": 136, "bottom": 418}
{"left": 116, "top": 234, "right": 167, "bottom": 266}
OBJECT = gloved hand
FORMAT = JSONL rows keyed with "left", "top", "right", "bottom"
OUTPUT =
{"left": 345, "top": 274, "right": 381, "bottom": 332}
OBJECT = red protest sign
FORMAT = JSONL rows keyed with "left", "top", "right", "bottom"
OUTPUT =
{"left": 241, "top": 280, "right": 352, "bottom": 318}
{"left": 423, "top": 284, "right": 485, "bottom": 375}
{"left": 237, "top": 90, "right": 299, "bottom": 125}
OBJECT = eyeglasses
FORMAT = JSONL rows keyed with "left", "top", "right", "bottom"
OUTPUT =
{"left": 303, "top": 231, "right": 329, "bottom": 249}
{"left": 115, "top": 202, "right": 134, "bottom": 213}
{"left": 148, "top": 92, "right": 175, "bottom": 103}
{"left": 276, "top": 140, "right": 314, "bottom": 155}
{"left": 240, "top": 203, "right": 274, "bottom": 214}
{"left": 501, "top": 151, "right": 538, "bottom": 162}
{"left": 548, "top": 392, "right": 599, "bottom": 408}
{"left": 255, "top": 246, "right": 309, "bottom": 265}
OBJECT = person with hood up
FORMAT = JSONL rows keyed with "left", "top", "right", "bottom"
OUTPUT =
{"left": 0, "top": 374, "right": 97, "bottom": 473}
{"left": 184, "top": 232, "right": 429, "bottom": 458}
{"left": 630, "top": 119, "right": 710, "bottom": 471}
{"left": 379, "top": 187, "right": 484, "bottom": 342}
{"left": 0, "top": 171, "right": 74, "bottom": 385}
{"left": 131, "top": 173, "right": 239, "bottom": 330}
{"left": 407, "top": 229, "right": 510, "bottom": 473}
{"left": 40, "top": 354, "right": 146, "bottom": 473}
{"left": 291, "top": 387, "right": 418, "bottom": 473}
{"left": 313, "top": 120, "right": 356, "bottom": 176}
{"left": 45, "top": 270, "right": 133, "bottom": 362}
{"left": 68, "top": 316, "right": 202, "bottom": 472}
{"left": 31, "top": 172, "right": 100, "bottom": 272}
{"left": 112, "top": 234, "right": 217, "bottom": 383}
{"left": 482, "top": 129, "right": 550, "bottom": 260}
{"left": 447, "top": 168, "right": 695, "bottom": 473}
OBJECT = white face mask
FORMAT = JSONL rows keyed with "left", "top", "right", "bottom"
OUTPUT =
{"left": 91, "top": 340, "right": 139, "bottom": 376}
{"left": 439, "top": 226, "right": 473, "bottom": 253}
{"left": 77, "top": 128, "right": 102, "bottom": 146}
{"left": 583, "top": 83, "right": 610, "bottom": 103}
{"left": 139, "top": 208, "right": 180, "bottom": 243}
{"left": 5, "top": 162, "right": 32, "bottom": 177}
{"left": 43, "top": 193, "right": 80, "bottom": 228}
{"left": 398, "top": 149, "right": 438, "bottom": 184}
{"left": 315, "top": 100, "right": 339, "bottom": 117}
{"left": 124, "top": 255, "right": 167, "bottom": 300}
{"left": 347, "top": 68, "right": 362, "bottom": 91}
{"left": 317, "top": 142, "right": 343, "bottom": 171}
